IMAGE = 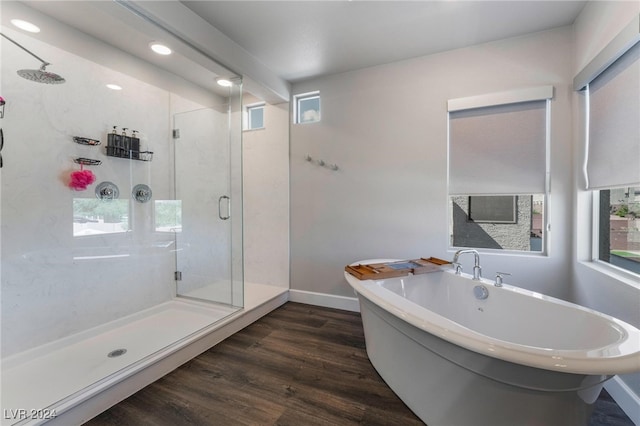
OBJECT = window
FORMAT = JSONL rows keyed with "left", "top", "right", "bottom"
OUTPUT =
{"left": 597, "top": 188, "right": 640, "bottom": 274}
{"left": 447, "top": 86, "right": 553, "bottom": 253}
{"left": 574, "top": 16, "right": 640, "bottom": 275}
{"left": 468, "top": 196, "right": 517, "bottom": 223}
{"left": 245, "top": 103, "right": 264, "bottom": 130}
{"left": 294, "top": 91, "right": 320, "bottom": 123}
{"left": 450, "top": 195, "right": 545, "bottom": 252}
{"left": 155, "top": 200, "right": 182, "bottom": 232}
{"left": 73, "top": 198, "right": 129, "bottom": 236}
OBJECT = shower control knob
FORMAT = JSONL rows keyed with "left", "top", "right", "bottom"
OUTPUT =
{"left": 132, "top": 184, "right": 152, "bottom": 203}
{"left": 95, "top": 181, "right": 120, "bottom": 200}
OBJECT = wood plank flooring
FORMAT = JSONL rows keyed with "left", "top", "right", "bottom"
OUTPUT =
{"left": 86, "top": 302, "right": 634, "bottom": 426}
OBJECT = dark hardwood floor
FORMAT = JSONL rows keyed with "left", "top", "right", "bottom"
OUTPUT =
{"left": 86, "top": 302, "right": 634, "bottom": 426}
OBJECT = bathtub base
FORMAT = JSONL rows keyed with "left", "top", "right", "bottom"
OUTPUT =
{"left": 359, "top": 296, "right": 608, "bottom": 426}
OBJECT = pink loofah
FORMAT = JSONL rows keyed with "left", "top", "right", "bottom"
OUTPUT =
{"left": 69, "top": 168, "right": 96, "bottom": 191}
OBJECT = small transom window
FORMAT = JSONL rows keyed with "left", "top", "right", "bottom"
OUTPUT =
{"left": 245, "top": 103, "right": 265, "bottom": 130}
{"left": 294, "top": 91, "right": 320, "bottom": 124}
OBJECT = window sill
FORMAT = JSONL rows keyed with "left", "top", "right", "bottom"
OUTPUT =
{"left": 448, "top": 247, "right": 548, "bottom": 258}
{"left": 293, "top": 120, "right": 321, "bottom": 125}
{"left": 579, "top": 260, "right": 640, "bottom": 290}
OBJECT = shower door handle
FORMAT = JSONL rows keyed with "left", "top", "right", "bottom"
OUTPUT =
{"left": 218, "top": 195, "right": 230, "bottom": 220}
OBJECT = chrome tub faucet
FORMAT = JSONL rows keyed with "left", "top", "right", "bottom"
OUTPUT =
{"left": 452, "top": 249, "right": 482, "bottom": 280}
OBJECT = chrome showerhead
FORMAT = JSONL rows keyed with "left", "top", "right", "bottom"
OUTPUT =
{"left": 1, "top": 32, "right": 66, "bottom": 84}
{"left": 17, "top": 63, "right": 65, "bottom": 85}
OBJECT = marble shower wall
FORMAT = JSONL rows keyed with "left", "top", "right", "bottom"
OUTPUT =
{"left": 0, "top": 28, "right": 219, "bottom": 357}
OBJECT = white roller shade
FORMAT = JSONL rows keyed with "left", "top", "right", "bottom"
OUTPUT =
{"left": 587, "top": 41, "right": 640, "bottom": 189}
{"left": 449, "top": 100, "right": 547, "bottom": 195}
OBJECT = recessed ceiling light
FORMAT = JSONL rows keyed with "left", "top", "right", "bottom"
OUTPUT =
{"left": 11, "top": 19, "right": 40, "bottom": 33}
{"left": 106, "top": 84, "right": 122, "bottom": 91}
{"left": 216, "top": 78, "right": 233, "bottom": 87}
{"left": 149, "top": 42, "right": 172, "bottom": 55}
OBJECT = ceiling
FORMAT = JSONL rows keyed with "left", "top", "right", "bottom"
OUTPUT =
{"left": 5, "top": 0, "right": 239, "bottom": 98}
{"left": 3, "top": 1, "right": 587, "bottom": 100}
{"left": 182, "top": 1, "right": 587, "bottom": 83}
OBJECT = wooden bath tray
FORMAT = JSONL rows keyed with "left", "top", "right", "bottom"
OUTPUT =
{"left": 345, "top": 257, "right": 451, "bottom": 280}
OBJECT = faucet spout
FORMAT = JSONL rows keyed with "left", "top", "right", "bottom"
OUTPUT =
{"left": 452, "top": 249, "right": 482, "bottom": 280}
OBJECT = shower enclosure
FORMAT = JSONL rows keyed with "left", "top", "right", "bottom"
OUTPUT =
{"left": 0, "top": 1, "right": 246, "bottom": 422}
{"left": 0, "top": 8, "right": 244, "bottom": 356}
{"left": 173, "top": 101, "right": 244, "bottom": 307}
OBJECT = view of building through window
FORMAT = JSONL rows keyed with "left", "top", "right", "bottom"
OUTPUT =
{"left": 599, "top": 187, "right": 640, "bottom": 274}
{"left": 450, "top": 194, "right": 544, "bottom": 252}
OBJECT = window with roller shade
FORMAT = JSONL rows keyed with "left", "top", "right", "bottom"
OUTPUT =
{"left": 575, "top": 17, "right": 640, "bottom": 276}
{"left": 447, "top": 86, "right": 553, "bottom": 253}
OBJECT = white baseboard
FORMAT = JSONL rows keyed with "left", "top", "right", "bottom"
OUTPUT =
{"left": 605, "top": 375, "right": 640, "bottom": 425}
{"left": 288, "top": 289, "right": 360, "bottom": 312}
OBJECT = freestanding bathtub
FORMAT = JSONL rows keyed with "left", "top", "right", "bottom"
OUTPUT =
{"left": 345, "top": 260, "right": 640, "bottom": 426}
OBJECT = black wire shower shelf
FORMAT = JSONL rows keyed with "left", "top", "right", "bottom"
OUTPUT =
{"left": 73, "top": 157, "right": 102, "bottom": 166}
{"left": 106, "top": 147, "right": 153, "bottom": 161}
{"left": 73, "top": 136, "right": 101, "bottom": 146}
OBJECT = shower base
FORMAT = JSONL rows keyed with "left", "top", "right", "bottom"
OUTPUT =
{"left": 1, "top": 284, "right": 288, "bottom": 426}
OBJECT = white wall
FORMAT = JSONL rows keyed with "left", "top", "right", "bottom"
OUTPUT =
{"left": 290, "top": 27, "right": 574, "bottom": 300}
{"left": 242, "top": 95, "right": 290, "bottom": 289}
{"left": 572, "top": 1, "right": 640, "bottom": 416}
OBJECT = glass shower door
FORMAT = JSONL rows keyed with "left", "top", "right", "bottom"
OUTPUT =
{"left": 172, "top": 106, "right": 243, "bottom": 307}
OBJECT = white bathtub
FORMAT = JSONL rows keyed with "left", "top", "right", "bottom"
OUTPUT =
{"left": 345, "top": 261, "right": 640, "bottom": 426}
